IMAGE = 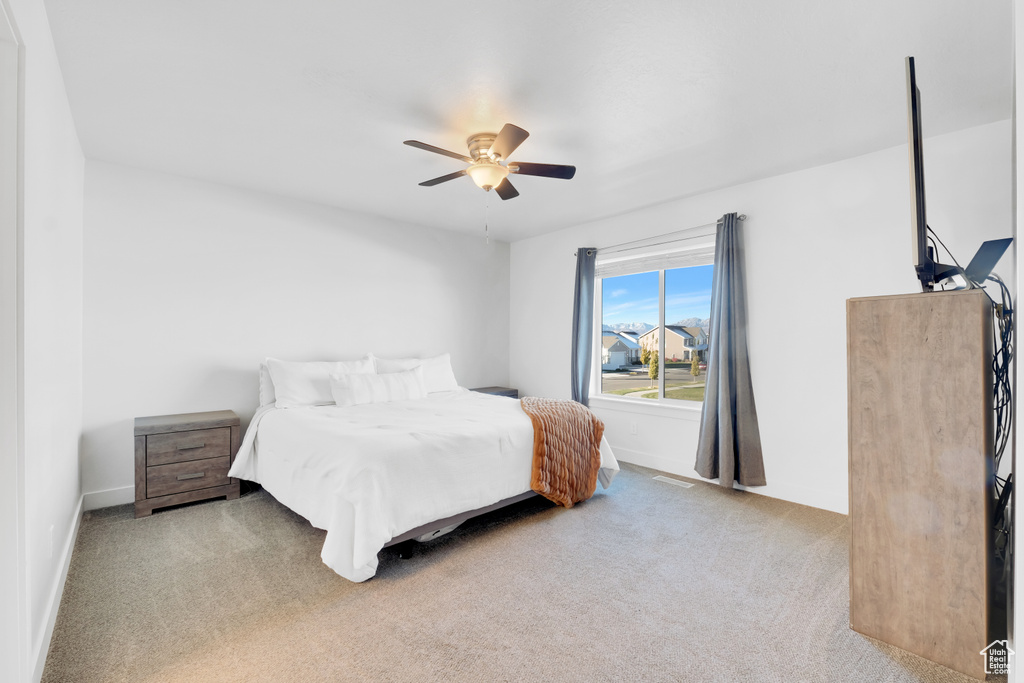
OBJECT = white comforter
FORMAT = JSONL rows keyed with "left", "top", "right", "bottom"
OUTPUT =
{"left": 228, "top": 389, "right": 618, "bottom": 582}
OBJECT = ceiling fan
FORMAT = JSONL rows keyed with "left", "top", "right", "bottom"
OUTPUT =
{"left": 404, "top": 123, "right": 576, "bottom": 200}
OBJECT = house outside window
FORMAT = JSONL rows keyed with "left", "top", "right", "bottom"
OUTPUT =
{"left": 594, "top": 232, "right": 715, "bottom": 405}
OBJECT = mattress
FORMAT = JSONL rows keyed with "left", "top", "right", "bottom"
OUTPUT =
{"left": 228, "top": 388, "right": 618, "bottom": 581}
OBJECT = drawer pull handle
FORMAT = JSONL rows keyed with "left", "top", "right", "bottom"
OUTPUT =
{"left": 177, "top": 443, "right": 205, "bottom": 451}
{"left": 176, "top": 472, "right": 205, "bottom": 481}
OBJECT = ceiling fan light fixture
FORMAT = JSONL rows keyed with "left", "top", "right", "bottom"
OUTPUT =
{"left": 466, "top": 162, "right": 509, "bottom": 190}
{"left": 406, "top": 123, "right": 574, "bottom": 200}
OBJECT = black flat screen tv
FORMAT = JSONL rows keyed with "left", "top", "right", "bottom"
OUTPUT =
{"left": 906, "top": 56, "right": 1012, "bottom": 291}
{"left": 906, "top": 56, "right": 929, "bottom": 287}
{"left": 907, "top": 56, "right": 955, "bottom": 291}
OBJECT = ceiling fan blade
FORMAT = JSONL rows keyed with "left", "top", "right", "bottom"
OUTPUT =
{"left": 494, "top": 177, "right": 519, "bottom": 200}
{"left": 509, "top": 162, "right": 576, "bottom": 180}
{"left": 419, "top": 169, "right": 468, "bottom": 187}
{"left": 489, "top": 124, "right": 529, "bottom": 160}
{"left": 404, "top": 140, "right": 472, "bottom": 163}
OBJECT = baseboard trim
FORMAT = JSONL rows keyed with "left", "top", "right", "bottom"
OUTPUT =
{"left": 82, "top": 485, "right": 133, "bottom": 511}
{"left": 612, "top": 446, "right": 848, "bottom": 515}
{"left": 611, "top": 446, "right": 689, "bottom": 476}
{"left": 31, "top": 494, "right": 83, "bottom": 683}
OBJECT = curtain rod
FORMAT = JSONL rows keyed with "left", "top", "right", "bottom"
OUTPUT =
{"left": 575, "top": 214, "right": 746, "bottom": 257}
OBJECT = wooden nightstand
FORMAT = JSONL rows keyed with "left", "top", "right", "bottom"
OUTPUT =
{"left": 134, "top": 410, "right": 241, "bottom": 518}
{"left": 470, "top": 386, "right": 519, "bottom": 399}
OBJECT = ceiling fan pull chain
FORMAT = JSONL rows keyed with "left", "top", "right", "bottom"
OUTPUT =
{"left": 485, "top": 193, "right": 490, "bottom": 244}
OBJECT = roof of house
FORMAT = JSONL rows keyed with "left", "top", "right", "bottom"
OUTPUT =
{"left": 639, "top": 325, "right": 694, "bottom": 341}
{"left": 603, "top": 335, "right": 627, "bottom": 351}
{"left": 682, "top": 326, "right": 706, "bottom": 338}
{"left": 603, "top": 332, "right": 639, "bottom": 350}
{"left": 616, "top": 333, "right": 639, "bottom": 349}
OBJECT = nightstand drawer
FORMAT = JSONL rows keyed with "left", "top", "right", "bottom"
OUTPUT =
{"left": 147, "top": 427, "right": 231, "bottom": 466}
{"left": 147, "top": 456, "right": 232, "bottom": 498}
{"left": 471, "top": 386, "right": 519, "bottom": 399}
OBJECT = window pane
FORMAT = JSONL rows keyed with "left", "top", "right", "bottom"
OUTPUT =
{"left": 663, "top": 264, "right": 714, "bottom": 402}
{"left": 600, "top": 271, "right": 659, "bottom": 399}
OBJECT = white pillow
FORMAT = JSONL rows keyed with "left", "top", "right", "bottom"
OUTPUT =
{"left": 267, "top": 357, "right": 375, "bottom": 408}
{"left": 371, "top": 355, "right": 418, "bottom": 374}
{"left": 374, "top": 353, "right": 459, "bottom": 394}
{"left": 419, "top": 354, "right": 460, "bottom": 393}
{"left": 330, "top": 367, "right": 426, "bottom": 407}
{"left": 259, "top": 360, "right": 276, "bottom": 407}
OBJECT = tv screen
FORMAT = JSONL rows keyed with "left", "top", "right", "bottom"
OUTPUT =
{"left": 906, "top": 56, "right": 930, "bottom": 289}
{"left": 905, "top": 56, "right": 1012, "bottom": 291}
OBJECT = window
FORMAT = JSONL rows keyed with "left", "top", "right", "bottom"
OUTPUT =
{"left": 663, "top": 264, "right": 714, "bottom": 402}
{"left": 596, "top": 236, "right": 714, "bottom": 405}
{"left": 600, "top": 270, "right": 658, "bottom": 399}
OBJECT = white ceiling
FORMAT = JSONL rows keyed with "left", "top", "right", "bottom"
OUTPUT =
{"left": 43, "top": 0, "right": 1012, "bottom": 242}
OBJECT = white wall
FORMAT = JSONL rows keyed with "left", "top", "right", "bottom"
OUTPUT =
{"left": 0, "top": 15, "right": 21, "bottom": 680}
{"left": 1, "top": 1, "right": 85, "bottom": 682}
{"left": 80, "top": 160, "right": 510, "bottom": 504}
{"left": 510, "top": 120, "right": 1014, "bottom": 514}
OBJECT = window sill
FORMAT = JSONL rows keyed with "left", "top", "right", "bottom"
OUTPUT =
{"left": 589, "top": 394, "right": 703, "bottom": 422}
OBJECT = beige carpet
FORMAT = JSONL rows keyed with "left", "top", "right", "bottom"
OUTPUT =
{"left": 42, "top": 464, "right": 998, "bottom": 682}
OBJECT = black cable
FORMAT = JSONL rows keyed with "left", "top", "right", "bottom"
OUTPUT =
{"left": 994, "top": 474, "right": 1013, "bottom": 529}
{"left": 982, "top": 273, "right": 1013, "bottom": 534}
{"left": 926, "top": 226, "right": 966, "bottom": 271}
{"left": 988, "top": 274, "right": 1013, "bottom": 472}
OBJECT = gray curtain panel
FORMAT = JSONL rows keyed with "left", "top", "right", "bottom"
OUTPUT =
{"left": 571, "top": 247, "right": 597, "bottom": 405}
{"left": 695, "top": 214, "right": 766, "bottom": 487}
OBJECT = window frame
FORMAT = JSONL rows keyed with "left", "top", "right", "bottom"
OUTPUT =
{"left": 590, "top": 230, "right": 715, "bottom": 411}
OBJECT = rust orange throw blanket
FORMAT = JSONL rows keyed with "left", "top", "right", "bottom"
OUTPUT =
{"left": 520, "top": 396, "right": 605, "bottom": 508}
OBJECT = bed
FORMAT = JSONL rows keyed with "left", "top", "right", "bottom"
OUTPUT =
{"left": 228, "top": 377, "right": 619, "bottom": 582}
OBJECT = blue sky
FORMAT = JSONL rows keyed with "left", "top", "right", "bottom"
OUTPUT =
{"left": 602, "top": 265, "right": 714, "bottom": 327}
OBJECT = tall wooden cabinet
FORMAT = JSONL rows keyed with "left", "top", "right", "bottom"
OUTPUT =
{"left": 847, "top": 290, "right": 993, "bottom": 680}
